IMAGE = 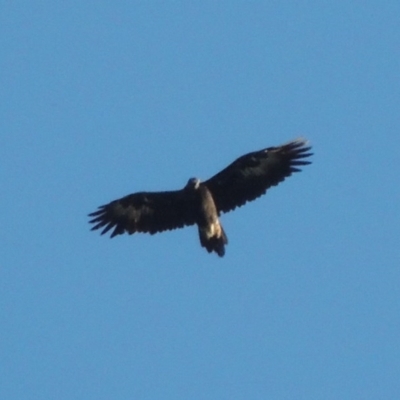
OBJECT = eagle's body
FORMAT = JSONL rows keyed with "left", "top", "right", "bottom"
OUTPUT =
{"left": 187, "top": 179, "right": 228, "bottom": 256}
{"left": 89, "top": 138, "right": 312, "bottom": 256}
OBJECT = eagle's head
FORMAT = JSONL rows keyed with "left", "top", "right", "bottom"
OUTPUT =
{"left": 185, "top": 177, "right": 201, "bottom": 190}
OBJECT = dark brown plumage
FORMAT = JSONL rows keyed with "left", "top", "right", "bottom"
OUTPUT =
{"left": 88, "top": 138, "right": 312, "bottom": 256}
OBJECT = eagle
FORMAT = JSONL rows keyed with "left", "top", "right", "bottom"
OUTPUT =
{"left": 88, "top": 138, "right": 312, "bottom": 257}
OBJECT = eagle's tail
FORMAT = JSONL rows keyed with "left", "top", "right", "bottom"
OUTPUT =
{"left": 199, "top": 223, "right": 228, "bottom": 257}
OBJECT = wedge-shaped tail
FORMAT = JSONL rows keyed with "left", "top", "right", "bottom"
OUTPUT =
{"left": 199, "top": 223, "right": 228, "bottom": 257}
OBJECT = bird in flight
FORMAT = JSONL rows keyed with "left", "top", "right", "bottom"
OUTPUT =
{"left": 89, "top": 138, "right": 312, "bottom": 257}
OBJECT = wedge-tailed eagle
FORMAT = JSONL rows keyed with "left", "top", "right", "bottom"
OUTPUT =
{"left": 89, "top": 138, "right": 312, "bottom": 257}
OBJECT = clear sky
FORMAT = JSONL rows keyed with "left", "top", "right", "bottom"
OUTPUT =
{"left": 2, "top": 2, "right": 399, "bottom": 399}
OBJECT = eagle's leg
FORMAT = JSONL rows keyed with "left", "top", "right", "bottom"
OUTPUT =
{"left": 198, "top": 222, "right": 228, "bottom": 257}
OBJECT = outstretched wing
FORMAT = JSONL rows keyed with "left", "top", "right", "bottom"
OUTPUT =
{"left": 204, "top": 138, "right": 312, "bottom": 214}
{"left": 88, "top": 189, "right": 197, "bottom": 238}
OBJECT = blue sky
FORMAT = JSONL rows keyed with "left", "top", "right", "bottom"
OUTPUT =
{"left": 2, "top": 1, "right": 399, "bottom": 399}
